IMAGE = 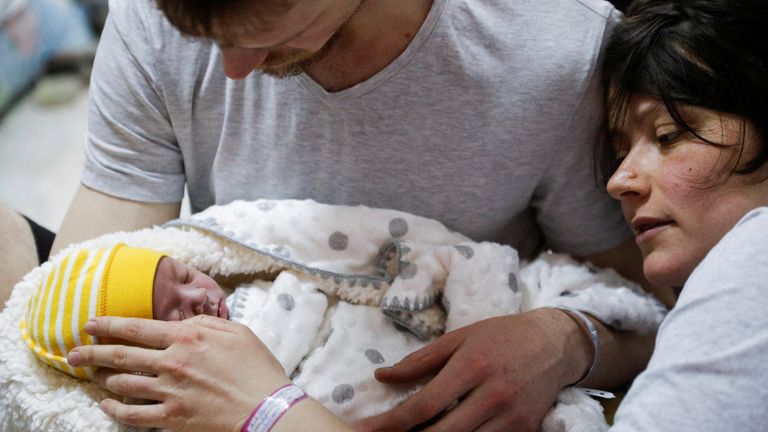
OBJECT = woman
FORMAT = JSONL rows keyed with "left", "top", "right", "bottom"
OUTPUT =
{"left": 66, "top": 0, "right": 768, "bottom": 430}
{"left": 598, "top": 0, "right": 768, "bottom": 430}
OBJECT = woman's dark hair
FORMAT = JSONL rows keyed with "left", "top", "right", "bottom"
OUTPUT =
{"left": 596, "top": 0, "right": 768, "bottom": 183}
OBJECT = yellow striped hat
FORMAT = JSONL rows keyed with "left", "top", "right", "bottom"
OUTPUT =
{"left": 20, "top": 243, "right": 165, "bottom": 380}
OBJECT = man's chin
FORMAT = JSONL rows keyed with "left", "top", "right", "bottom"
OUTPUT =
{"left": 258, "top": 40, "right": 335, "bottom": 79}
{"left": 258, "top": 64, "right": 308, "bottom": 79}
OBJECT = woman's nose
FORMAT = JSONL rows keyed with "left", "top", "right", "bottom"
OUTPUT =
{"left": 220, "top": 47, "right": 268, "bottom": 80}
{"left": 606, "top": 153, "right": 649, "bottom": 200}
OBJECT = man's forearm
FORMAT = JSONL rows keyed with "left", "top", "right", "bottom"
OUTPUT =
{"left": 0, "top": 205, "right": 38, "bottom": 306}
{"left": 52, "top": 184, "right": 181, "bottom": 255}
{"left": 584, "top": 318, "right": 655, "bottom": 389}
{"left": 553, "top": 307, "right": 655, "bottom": 389}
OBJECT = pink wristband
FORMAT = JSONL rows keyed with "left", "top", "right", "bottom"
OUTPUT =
{"left": 241, "top": 384, "right": 308, "bottom": 432}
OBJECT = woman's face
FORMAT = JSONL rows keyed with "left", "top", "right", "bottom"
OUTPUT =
{"left": 153, "top": 257, "right": 229, "bottom": 321}
{"left": 607, "top": 95, "right": 768, "bottom": 287}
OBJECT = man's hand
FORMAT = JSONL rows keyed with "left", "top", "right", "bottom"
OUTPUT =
{"left": 67, "top": 315, "right": 290, "bottom": 431}
{"left": 355, "top": 308, "right": 592, "bottom": 432}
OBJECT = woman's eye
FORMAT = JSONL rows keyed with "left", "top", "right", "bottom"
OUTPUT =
{"left": 656, "top": 127, "right": 685, "bottom": 145}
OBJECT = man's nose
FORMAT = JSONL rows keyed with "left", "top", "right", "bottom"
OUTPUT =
{"left": 220, "top": 47, "right": 269, "bottom": 80}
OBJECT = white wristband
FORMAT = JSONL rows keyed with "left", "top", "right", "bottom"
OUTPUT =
{"left": 554, "top": 306, "right": 601, "bottom": 387}
{"left": 241, "top": 384, "right": 308, "bottom": 432}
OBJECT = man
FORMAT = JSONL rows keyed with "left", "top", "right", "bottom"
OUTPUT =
{"left": 1, "top": 0, "right": 665, "bottom": 430}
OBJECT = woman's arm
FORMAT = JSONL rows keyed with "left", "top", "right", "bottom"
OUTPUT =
{"left": 609, "top": 211, "right": 768, "bottom": 432}
{"left": 67, "top": 315, "right": 351, "bottom": 432}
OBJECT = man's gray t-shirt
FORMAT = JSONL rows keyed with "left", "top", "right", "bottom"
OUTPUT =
{"left": 83, "top": 0, "right": 630, "bottom": 258}
{"left": 611, "top": 207, "right": 768, "bottom": 432}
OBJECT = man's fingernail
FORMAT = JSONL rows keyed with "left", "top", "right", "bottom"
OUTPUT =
{"left": 83, "top": 319, "right": 96, "bottom": 334}
{"left": 68, "top": 350, "right": 82, "bottom": 366}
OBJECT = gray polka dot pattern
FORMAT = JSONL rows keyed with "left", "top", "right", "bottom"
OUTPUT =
{"left": 508, "top": 273, "right": 519, "bottom": 292}
{"left": 389, "top": 218, "right": 409, "bottom": 238}
{"left": 332, "top": 384, "right": 355, "bottom": 404}
{"left": 256, "top": 201, "right": 276, "bottom": 211}
{"left": 454, "top": 245, "right": 474, "bottom": 259}
{"left": 399, "top": 262, "right": 419, "bottom": 280}
{"left": 277, "top": 293, "right": 295, "bottom": 311}
{"left": 329, "top": 231, "right": 349, "bottom": 251}
{"left": 365, "top": 349, "right": 385, "bottom": 364}
{"left": 560, "top": 290, "right": 578, "bottom": 297}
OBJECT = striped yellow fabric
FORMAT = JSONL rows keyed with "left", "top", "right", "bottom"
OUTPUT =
{"left": 20, "top": 243, "right": 163, "bottom": 380}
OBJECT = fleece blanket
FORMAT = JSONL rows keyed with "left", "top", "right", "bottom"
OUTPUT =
{"left": 0, "top": 199, "right": 667, "bottom": 431}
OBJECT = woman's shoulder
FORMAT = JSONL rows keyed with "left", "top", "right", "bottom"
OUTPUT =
{"left": 713, "top": 207, "right": 768, "bottom": 256}
{"left": 732, "top": 206, "right": 768, "bottom": 231}
{"left": 684, "top": 206, "right": 768, "bottom": 296}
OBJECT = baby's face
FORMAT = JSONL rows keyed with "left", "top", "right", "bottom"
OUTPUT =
{"left": 153, "top": 257, "right": 228, "bottom": 321}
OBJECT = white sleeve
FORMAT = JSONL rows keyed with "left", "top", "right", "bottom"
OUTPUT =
{"left": 610, "top": 207, "right": 768, "bottom": 432}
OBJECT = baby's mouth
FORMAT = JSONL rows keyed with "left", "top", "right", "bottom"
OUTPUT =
{"left": 217, "top": 299, "right": 229, "bottom": 320}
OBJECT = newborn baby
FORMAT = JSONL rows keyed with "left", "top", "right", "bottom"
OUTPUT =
{"left": 20, "top": 243, "right": 227, "bottom": 380}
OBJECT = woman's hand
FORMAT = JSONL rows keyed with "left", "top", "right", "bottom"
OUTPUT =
{"left": 354, "top": 308, "right": 592, "bottom": 432}
{"left": 67, "top": 315, "right": 291, "bottom": 431}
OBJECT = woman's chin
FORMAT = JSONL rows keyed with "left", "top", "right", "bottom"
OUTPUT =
{"left": 643, "top": 255, "right": 691, "bottom": 289}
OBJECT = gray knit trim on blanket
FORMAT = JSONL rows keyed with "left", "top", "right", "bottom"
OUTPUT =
{"left": 164, "top": 217, "right": 395, "bottom": 286}
{"left": 164, "top": 218, "right": 441, "bottom": 338}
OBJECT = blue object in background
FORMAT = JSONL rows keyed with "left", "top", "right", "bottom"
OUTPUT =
{"left": 0, "top": 0, "right": 94, "bottom": 112}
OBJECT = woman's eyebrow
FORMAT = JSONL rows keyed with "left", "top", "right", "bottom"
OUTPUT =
{"left": 634, "top": 101, "right": 667, "bottom": 124}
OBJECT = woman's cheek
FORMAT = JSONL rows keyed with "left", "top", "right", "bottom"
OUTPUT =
{"left": 666, "top": 148, "right": 724, "bottom": 193}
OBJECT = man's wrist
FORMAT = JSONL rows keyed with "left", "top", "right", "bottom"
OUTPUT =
{"left": 541, "top": 307, "right": 596, "bottom": 387}
{"left": 554, "top": 306, "right": 601, "bottom": 386}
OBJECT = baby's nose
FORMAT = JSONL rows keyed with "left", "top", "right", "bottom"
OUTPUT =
{"left": 188, "top": 287, "right": 209, "bottom": 315}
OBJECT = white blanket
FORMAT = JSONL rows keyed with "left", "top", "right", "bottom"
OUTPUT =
{"left": 0, "top": 199, "right": 667, "bottom": 431}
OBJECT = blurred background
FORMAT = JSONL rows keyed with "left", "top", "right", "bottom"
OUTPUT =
{"left": 0, "top": 0, "right": 105, "bottom": 230}
{"left": 0, "top": 0, "right": 631, "bottom": 233}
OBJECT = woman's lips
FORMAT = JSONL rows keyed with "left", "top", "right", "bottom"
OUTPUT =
{"left": 632, "top": 217, "right": 674, "bottom": 243}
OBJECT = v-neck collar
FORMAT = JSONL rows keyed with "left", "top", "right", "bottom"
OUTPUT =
{"left": 294, "top": 0, "right": 448, "bottom": 103}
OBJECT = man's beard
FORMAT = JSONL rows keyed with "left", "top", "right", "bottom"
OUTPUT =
{"left": 258, "top": 25, "right": 343, "bottom": 78}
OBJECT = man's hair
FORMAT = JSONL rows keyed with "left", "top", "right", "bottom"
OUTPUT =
{"left": 595, "top": 0, "right": 768, "bottom": 183}
{"left": 153, "top": 0, "right": 296, "bottom": 44}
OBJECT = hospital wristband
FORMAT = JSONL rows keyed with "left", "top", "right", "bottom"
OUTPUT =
{"left": 241, "top": 384, "right": 308, "bottom": 432}
{"left": 553, "top": 306, "right": 601, "bottom": 387}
